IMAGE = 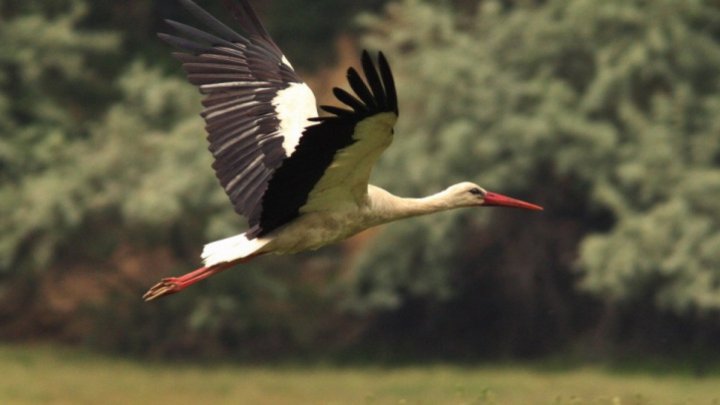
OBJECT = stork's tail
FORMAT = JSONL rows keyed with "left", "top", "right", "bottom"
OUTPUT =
{"left": 201, "top": 232, "right": 270, "bottom": 267}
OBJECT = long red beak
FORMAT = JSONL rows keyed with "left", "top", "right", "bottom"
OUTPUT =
{"left": 483, "top": 192, "right": 543, "bottom": 211}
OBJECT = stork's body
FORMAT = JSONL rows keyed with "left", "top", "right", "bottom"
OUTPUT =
{"left": 143, "top": 0, "right": 542, "bottom": 301}
{"left": 206, "top": 184, "right": 508, "bottom": 258}
{"left": 260, "top": 186, "right": 397, "bottom": 255}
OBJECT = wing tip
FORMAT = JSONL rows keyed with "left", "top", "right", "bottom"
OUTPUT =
{"left": 354, "top": 50, "right": 400, "bottom": 116}
{"left": 374, "top": 50, "right": 399, "bottom": 115}
{"left": 323, "top": 50, "right": 399, "bottom": 119}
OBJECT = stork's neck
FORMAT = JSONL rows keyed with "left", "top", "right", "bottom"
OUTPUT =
{"left": 367, "top": 185, "right": 457, "bottom": 223}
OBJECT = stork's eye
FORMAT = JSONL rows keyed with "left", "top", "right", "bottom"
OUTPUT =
{"left": 469, "top": 188, "right": 483, "bottom": 196}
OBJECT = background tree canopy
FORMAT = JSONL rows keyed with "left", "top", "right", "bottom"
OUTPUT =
{"left": 2, "top": 0, "right": 720, "bottom": 360}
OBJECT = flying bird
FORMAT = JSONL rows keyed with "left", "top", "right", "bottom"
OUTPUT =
{"left": 143, "top": 0, "right": 542, "bottom": 301}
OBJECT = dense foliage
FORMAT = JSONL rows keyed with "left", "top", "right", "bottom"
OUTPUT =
{"left": 1, "top": 0, "right": 117, "bottom": 274}
{"left": 2, "top": 0, "right": 720, "bottom": 359}
{"left": 347, "top": 0, "right": 720, "bottom": 354}
{"left": 364, "top": 0, "right": 720, "bottom": 297}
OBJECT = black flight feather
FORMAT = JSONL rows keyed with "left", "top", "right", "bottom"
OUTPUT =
{"left": 347, "top": 67, "right": 377, "bottom": 109}
{"left": 178, "top": 0, "right": 245, "bottom": 42}
{"left": 378, "top": 52, "right": 398, "bottom": 114}
{"left": 333, "top": 87, "right": 368, "bottom": 113}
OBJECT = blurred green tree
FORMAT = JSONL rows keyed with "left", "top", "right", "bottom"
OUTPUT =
{"left": 0, "top": 0, "right": 119, "bottom": 275}
{"left": 263, "top": 0, "right": 387, "bottom": 68}
{"left": 342, "top": 0, "right": 720, "bottom": 353}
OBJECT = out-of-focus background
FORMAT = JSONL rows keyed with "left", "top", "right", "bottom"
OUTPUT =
{"left": 3, "top": 0, "right": 720, "bottom": 402}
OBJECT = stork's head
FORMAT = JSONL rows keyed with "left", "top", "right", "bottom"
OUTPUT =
{"left": 446, "top": 182, "right": 543, "bottom": 211}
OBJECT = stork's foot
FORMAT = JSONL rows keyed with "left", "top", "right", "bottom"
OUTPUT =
{"left": 142, "top": 264, "right": 235, "bottom": 302}
{"left": 142, "top": 278, "right": 182, "bottom": 301}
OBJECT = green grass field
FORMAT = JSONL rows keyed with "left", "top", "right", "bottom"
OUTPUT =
{"left": 1, "top": 345, "right": 719, "bottom": 404}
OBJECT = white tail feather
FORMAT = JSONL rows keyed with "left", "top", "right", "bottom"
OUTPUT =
{"left": 201, "top": 233, "right": 269, "bottom": 267}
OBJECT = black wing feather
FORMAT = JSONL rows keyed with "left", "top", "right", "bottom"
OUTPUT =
{"left": 361, "top": 50, "right": 386, "bottom": 110}
{"left": 161, "top": 0, "right": 304, "bottom": 227}
{"left": 178, "top": 0, "right": 246, "bottom": 43}
{"left": 347, "top": 68, "right": 377, "bottom": 109}
{"left": 378, "top": 52, "right": 398, "bottom": 114}
{"left": 252, "top": 52, "right": 399, "bottom": 237}
{"left": 332, "top": 87, "right": 368, "bottom": 113}
{"left": 165, "top": 20, "right": 236, "bottom": 48}
{"left": 222, "top": 0, "right": 279, "bottom": 52}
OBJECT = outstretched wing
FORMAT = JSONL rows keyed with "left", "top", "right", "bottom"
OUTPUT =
{"left": 162, "top": 1, "right": 399, "bottom": 239}
{"left": 254, "top": 51, "right": 399, "bottom": 237}
{"left": 160, "top": 0, "right": 317, "bottom": 226}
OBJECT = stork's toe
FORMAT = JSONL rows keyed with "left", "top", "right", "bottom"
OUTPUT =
{"left": 142, "top": 280, "right": 180, "bottom": 301}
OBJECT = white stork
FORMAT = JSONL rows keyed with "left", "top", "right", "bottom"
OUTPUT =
{"left": 143, "top": 0, "right": 542, "bottom": 301}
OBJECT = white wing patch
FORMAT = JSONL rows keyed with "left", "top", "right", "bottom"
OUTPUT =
{"left": 272, "top": 82, "right": 317, "bottom": 156}
{"left": 300, "top": 112, "right": 397, "bottom": 213}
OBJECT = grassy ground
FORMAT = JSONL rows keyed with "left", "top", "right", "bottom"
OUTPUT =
{"left": 1, "top": 345, "right": 719, "bottom": 404}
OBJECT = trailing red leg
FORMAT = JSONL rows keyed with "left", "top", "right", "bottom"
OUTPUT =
{"left": 142, "top": 254, "right": 262, "bottom": 301}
